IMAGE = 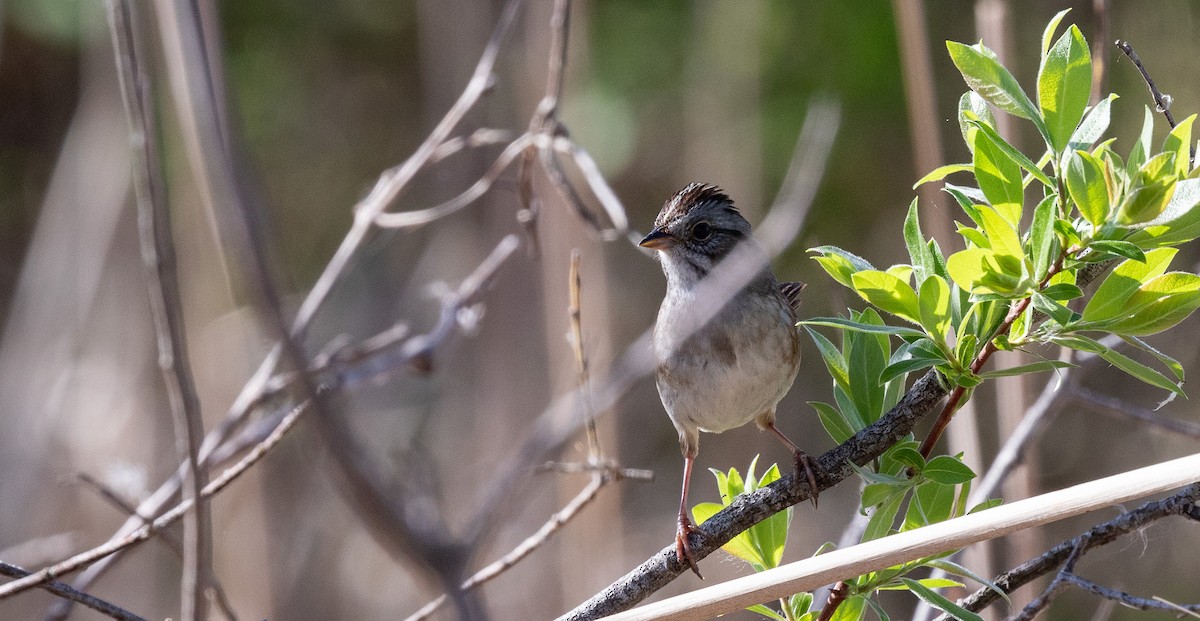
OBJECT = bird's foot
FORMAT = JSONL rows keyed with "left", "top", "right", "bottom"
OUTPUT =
{"left": 793, "top": 450, "right": 820, "bottom": 509}
{"left": 675, "top": 514, "right": 704, "bottom": 579}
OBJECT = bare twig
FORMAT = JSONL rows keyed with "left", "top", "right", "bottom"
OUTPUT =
{"left": 0, "top": 562, "right": 146, "bottom": 621}
{"left": 0, "top": 399, "right": 309, "bottom": 600}
{"left": 1115, "top": 40, "right": 1177, "bottom": 128}
{"left": 74, "top": 474, "right": 238, "bottom": 621}
{"left": 105, "top": 1, "right": 209, "bottom": 618}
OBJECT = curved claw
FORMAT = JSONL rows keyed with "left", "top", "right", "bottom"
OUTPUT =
{"left": 675, "top": 516, "right": 704, "bottom": 579}
{"left": 796, "top": 451, "right": 820, "bottom": 510}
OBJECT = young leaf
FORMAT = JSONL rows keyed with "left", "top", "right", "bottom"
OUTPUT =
{"left": 805, "top": 326, "right": 851, "bottom": 392}
{"left": 1029, "top": 195, "right": 1057, "bottom": 282}
{"left": 1088, "top": 240, "right": 1146, "bottom": 262}
{"left": 810, "top": 246, "right": 876, "bottom": 289}
{"left": 1106, "top": 272, "right": 1200, "bottom": 336}
{"left": 1068, "top": 93, "right": 1117, "bottom": 152}
{"left": 978, "top": 359, "right": 1075, "bottom": 379}
{"left": 967, "top": 117, "right": 1056, "bottom": 189}
{"left": 745, "top": 604, "right": 786, "bottom": 621}
{"left": 1038, "top": 25, "right": 1092, "bottom": 152}
{"left": 862, "top": 488, "right": 906, "bottom": 543}
{"left": 957, "top": 91, "right": 994, "bottom": 154}
{"left": 924, "top": 559, "right": 1012, "bottom": 602}
{"left": 903, "top": 481, "right": 956, "bottom": 530}
{"left": 827, "top": 595, "right": 867, "bottom": 621}
{"left": 1127, "top": 106, "right": 1155, "bottom": 175}
{"left": 901, "top": 579, "right": 985, "bottom": 621}
{"left": 923, "top": 455, "right": 977, "bottom": 485}
{"left": 1122, "top": 335, "right": 1185, "bottom": 381}
{"left": 1052, "top": 334, "right": 1184, "bottom": 396}
{"left": 918, "top": 275, "right": 952, "bottom": 343}
{"left": 800, "top": 318, "right": 927, "bottom": 340}
{"left": 946, "top": 41, "right": 1041, "bottom": 124}
{"left": 904, "top": 200, "right": 936, "bottom": 282}
{"left": 854, "top": 270, "right": 916, "bottom": 326}
{"left": 974, "top": 131, "right": 1026, "bottom": 224}
{"left": 812, "top": 401, "right": 856, "bottom": 443}
{"left": 1040, "top": 8, "right": 1071, "bottom": 58}
{"left": 1065, "top": 150, "right": 1111, "bottom": 227}
{"left": 914, "top": 164, "right": 973, "bottom": 188}
{"left": 1082, "top": 248, "right": 1176, "bottom": 323}
{"left": 1163, "top": 114, "right": 1196, "bottom": 176}
{"left": 692, "top": 501, "right": 766, "bottom": 567}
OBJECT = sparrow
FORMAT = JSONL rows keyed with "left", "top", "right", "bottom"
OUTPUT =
{"left": 640, "top": 182, "right": 817, "bottom": 578}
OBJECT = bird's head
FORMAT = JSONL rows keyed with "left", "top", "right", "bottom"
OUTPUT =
{"left": 639, "top": 183, "right": 751, "bottom": 282}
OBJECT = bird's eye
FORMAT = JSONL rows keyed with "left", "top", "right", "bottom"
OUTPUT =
{"left": 691, "top": 221, "right": 713, "bottom": 241}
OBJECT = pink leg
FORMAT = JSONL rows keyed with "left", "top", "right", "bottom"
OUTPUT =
{"left": 764, "top": 421, "right": 820, "bottom": 509}
{"left": 674, "top": 454, "right": 704, "bottom": 579}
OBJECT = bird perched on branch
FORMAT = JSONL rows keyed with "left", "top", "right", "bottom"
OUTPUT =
{"left": 639, "top": 182, "right": 817, "bottom": 578}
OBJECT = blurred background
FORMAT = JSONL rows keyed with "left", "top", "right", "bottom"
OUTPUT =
{"left": 2, "top": 0, "right": 1200, "bottom": 619}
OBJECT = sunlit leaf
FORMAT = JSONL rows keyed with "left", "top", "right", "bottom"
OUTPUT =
{"left": 1038, "top": 24, "right": 1091, "bottom": 152}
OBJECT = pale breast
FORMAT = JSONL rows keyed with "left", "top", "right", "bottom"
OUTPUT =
{"left": 655, "top": 288, "right": 800, "bottom": 435}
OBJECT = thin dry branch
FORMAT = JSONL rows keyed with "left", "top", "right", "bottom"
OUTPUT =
{"left": 0, "top": 399, "right": 308, "bottom": 600}
{"left": 105, "top": 1, "right": 209, "bottom": 618}
{"left": 0, "top": 562, "right": 146, "bottom": 621}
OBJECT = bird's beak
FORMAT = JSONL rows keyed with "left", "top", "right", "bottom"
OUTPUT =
{"left": 639, "top": 228, "right": 676, "bottom": 250}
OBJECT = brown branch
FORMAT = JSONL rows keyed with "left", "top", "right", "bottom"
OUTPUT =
{"left": 937, "top": 481, "right": 1200, "bottom": 618}
{"left": 104, "top": 1, "right": 209, "bottom": 618}
{"left": 919, "top": 255, "right": 1067, "bottom": 458}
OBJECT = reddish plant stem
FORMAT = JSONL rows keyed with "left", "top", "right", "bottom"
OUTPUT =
{"left": 919, "top": 255, "right": 1068, "bottom": 458}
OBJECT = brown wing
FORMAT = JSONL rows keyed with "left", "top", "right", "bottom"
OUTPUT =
{"left": 778, "top": 281, "right": 806, "bottom": 315}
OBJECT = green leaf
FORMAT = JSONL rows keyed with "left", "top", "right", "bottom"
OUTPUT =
{"left": 745, "top": 604, "right": 787, "bottom": 621}
{"left": 788, "top": 593, "right": 814, "bottom": 618}
{"left": 810, "top": 246, "right": 876, "bottom": 289}
{"left": 914, "top": 164, "right": 973, "bottom": 188}
{"left": 862, "top": 490, "right": 904, "bottom": 543}
{"left": 827, "top": 595, "right": 866, "bottom": 621}
{"left": 812, "top": 401, "right": 856, "bottom": 443}
{"left": 978, "top": 359, "right": 1075, "bottom": 379}
{"left": 1088, "top": 240, "right": 1146, "bottom": 262}
{"left": 694, "top": 501, "right": 763, "bottom": 567}
{"left": 905, "top": 199, "right": 936, "bottom": 282}
{"left": 1038, "top": 25, "right": 1092, "bottom": 152}
{"left": 1082, "top": 248, "right": 1176, "bottom": 322}
{"left": 973, "top": 130, "right": 1025, "bottom": 224}
{"left": 1163, "top": 114, "right": 1196, "bottom": 176}
{"left": 1106, "top": 272, "right": 1200, "bottom": 336}
{"left": 918, "top": 275, "right": 952, "bottom": 343}
{"left": 958, "top": 91, "right": 994, "bottom": 155}
{"left": 946, "top": 41, "right": 1041, "bottom": 124}
{"left": 901, "top": 579, "right": 985, "bottom": 621}
{"left": 1128, "top": 106, "right": 1155, "bottom": 176}
{"left": 1032, "top": 292, "right": 1075, "bottom": 326}
{"left": 903, "top": 481, "right": 956, "bottom": 530}
{"left": 923, "top": 455, "right": 977, "bottom": 485}
{"left": 967, "top": 117, "right": 1056, "bottom": 189}
{"left": 805, "top": 327, "right": 850, "bottom": 392}
{"left": 1042, "top": 282, "right": 1084, "bottom": 300}
{"left": 1040, "top": 9, "right": 1071, "bottom": 58}
{"left": 924, "top": 559, "right": 1012, "bottom": 602}
{"left": 1119, "top": 152, "right": 1180, "bottom": 226}
{"left": 1126, "top": 186, "right": 1200, "bottom": 247}
{"left": 1068, "top": 94, "right": 1117, "bottom": 152}
{"left": 880, "top": 356, "right": 940, "bottom": 384}
{"left": 1065, "top": 150, "right": 1111, "bottom": 227}
{"left": 1029, "top": 195, "right": 1057, "bottom": 282}
{"left": 888, "top": 444, "right": 927, "bottom": 471}
{"left": 1122, "top": 335, "right": 1185, "bottom": 381}
{"left": 1052, "top": 334, "right": 1185, "bottom": 396}
{"left": 800, "top": 318, "right": 927, "bottom": 340}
